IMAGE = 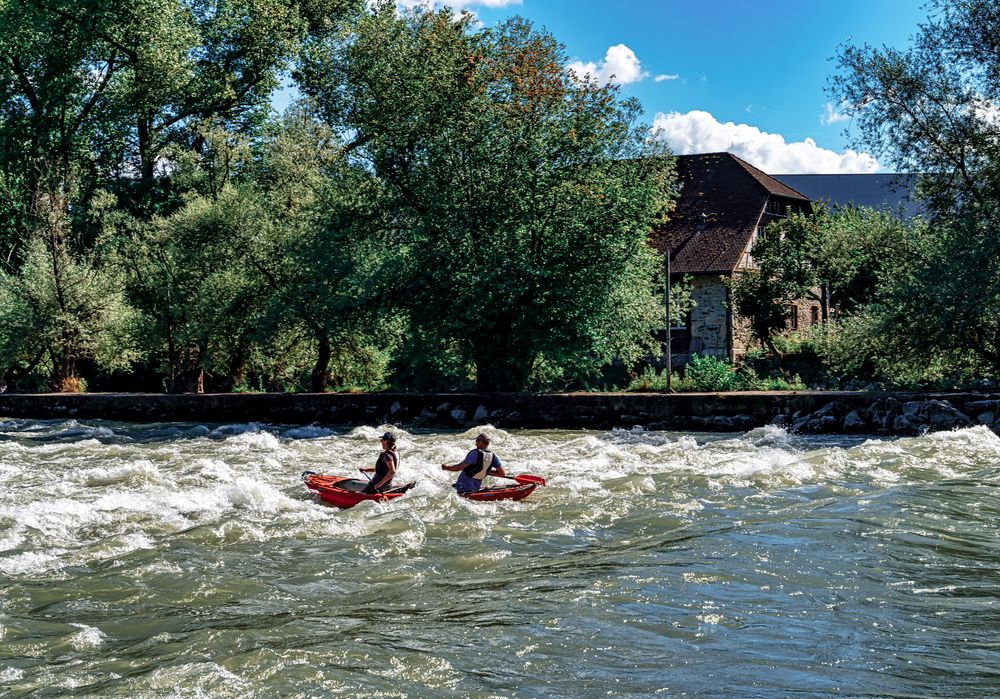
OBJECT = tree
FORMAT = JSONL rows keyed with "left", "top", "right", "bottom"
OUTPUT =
{"left": 302, "top": 6, "right": 675, "bottom": 391}
{"left": 729, "top": 205, "right": 916, "bottom": 354}
{"left": 831, "top": 0, "right": 1000, "bottom": 376}
{"left": 0, "top": 201, "right": 137, "bottom": 392}
{"left": 0, "top": 0, "right": 362, "bottom": 391}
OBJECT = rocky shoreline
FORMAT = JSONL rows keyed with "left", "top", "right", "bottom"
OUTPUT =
{"left": 0, "top": 391, "right": 998, "bottom": 436}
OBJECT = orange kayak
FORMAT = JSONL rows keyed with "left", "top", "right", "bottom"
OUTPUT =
{"left": 302, "top": 472, "right": 415, "bottom": 509}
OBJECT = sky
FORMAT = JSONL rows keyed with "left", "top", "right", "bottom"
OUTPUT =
{"left": 316, "top": 1, "right": 932, "bottom": 174}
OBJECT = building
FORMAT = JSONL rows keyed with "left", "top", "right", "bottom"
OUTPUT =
{"left": 658, "top": 152, "right": 813, "bottom": 362}
{"left": 773, "top": 173, "right": 922, "bottom": 218}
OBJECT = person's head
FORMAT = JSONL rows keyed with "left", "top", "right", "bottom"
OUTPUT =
{"left": 380, "top": 431, "right": 397, "bottom": 449}
{"left": 474, "top": 432, "right": 490, "bottom": 448}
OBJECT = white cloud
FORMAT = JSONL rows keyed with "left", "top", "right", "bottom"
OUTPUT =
{"left": 821, "top": 101, "right": 851, "bottom": 125}
{"left": 654, "top": 73, "right": 679, "bottom": 82}
{"left": 567, "top": 44, "right": 647, "bottom": 85}
{"left": 651, "top": 110, "right": 880, "bottom": 174}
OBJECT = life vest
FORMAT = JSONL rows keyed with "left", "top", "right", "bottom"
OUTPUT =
{"left": 374, "top": 449, "right": 398, "bottom": 483}
{"left": 462, "top": 449, "right": 495, "bottom": 481}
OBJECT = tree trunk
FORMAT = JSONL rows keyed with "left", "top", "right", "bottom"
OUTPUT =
{"left": 311, "top": 332, "right": 331, "bottom": 392}
{"left": 172, "top": 368, "right": 204, "bottom": 393}
{"left": 474, "top": 342, "right": 527, "bottom": 392}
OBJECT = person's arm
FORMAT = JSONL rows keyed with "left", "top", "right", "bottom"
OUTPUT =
{"left": 490, "top": 454, "right": 506, "bottom": 478}
{"left": 442, "top": 450, "right": 475, "bottom": 472}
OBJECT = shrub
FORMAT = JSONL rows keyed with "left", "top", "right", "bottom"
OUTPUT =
{"left": 683, "top": 354, "right": 745, "bottom": 392}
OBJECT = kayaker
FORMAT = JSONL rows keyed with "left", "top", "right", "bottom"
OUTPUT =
{"left": 361, "top": 431, "right": 399, "bottom": 494}
{"left": 442, "top": 432, "right": 506, "bottom": 494}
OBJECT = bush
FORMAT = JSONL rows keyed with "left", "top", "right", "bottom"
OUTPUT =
{"left": 622, "top": 355, "right": 806, "bottom": 393}
{"left": 682, "top": 354, "right": 746, "bottom": 391}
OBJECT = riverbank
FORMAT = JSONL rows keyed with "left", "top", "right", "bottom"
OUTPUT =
{"left": 1, "top": 390, "right": 999, "bottom": 435}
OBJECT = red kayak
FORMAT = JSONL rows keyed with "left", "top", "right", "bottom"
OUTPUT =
{"left": 459, "top": 474, "right": 545, "bottom": 502}
{"left": 303, "top": 472, "right": 415, "bottom": 509}
{"left": 460, "top": 481, "right": 538, "bottom": 502}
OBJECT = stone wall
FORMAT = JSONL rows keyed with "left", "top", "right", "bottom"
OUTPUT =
{"left": 1, "top": 391, "right": 998, "bottom": 436}
{"left": 689, "top": 275, "right": 729, "bottom": 358}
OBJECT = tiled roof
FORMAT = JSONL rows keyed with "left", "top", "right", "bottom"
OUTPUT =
{"left": 655, "top": 152, "right": 811, "bottom": 275}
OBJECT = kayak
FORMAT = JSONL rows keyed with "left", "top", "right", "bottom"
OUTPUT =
{"left": 302, "top": 472, "right": 415, "bottom": 509}
{"left": 460, "top": 481, "right": 537, "bottom": 502}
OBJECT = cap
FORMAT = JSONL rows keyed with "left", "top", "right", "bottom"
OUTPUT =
{"left": 380, "top": 431, "right": 396, "bottom": 442}
{"left": 475, "top": 432, "right": 490, "bottom": 443}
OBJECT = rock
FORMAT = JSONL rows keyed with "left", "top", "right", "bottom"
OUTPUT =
{"left": 976, "top": 411, "right": 996, "bottom": 425}
{"left": 473, "top": 405, "right": 489, "bottom": 423}
{"left": 901, "top": 400, "right": 972, "bottom": 431}
{"left": 842, "top": 410, "right": 868, "bottom": 432}
{"left": 769, "top": 414, "right": 789, "bottom": 426}
{"left": 419, "top": 409, "right": 437, "bottom": 421}
{"left": 435, "top": 402, "right": 451, "bottom": 413}
{"left": 964, "top": 400, "right": 1000, "bottom": 415}
{"left": 449, "top": 408, "right": 467, "bottom": 424}
{"left": 796, "top": 414, "right": 839, "bottom": 433}
{"left": 390, "top": 401, "right": 403, "bottom": 415}
{"left": 893, "top": 414, "right": 921, "bottom": 435}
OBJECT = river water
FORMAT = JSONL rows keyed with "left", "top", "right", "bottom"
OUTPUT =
{"left": 1, "top": 419, "right": 999, "bottom": 697}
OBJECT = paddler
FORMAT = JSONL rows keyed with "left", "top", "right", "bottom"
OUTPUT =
{"left": 441, "top": 432, "right": 506, "bottom": 494}
{"left": 360, "top": 431, "right": 399, "bottom": 494}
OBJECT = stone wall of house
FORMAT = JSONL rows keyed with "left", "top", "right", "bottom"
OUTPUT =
{"left": 730, "top": 306, "right": 754, "bottom": 360}
{"left": 787, "top": 297, "right": 824, "bottom": 332}
{"left": 690, "top": 275, "right": 729, "bottom": 357}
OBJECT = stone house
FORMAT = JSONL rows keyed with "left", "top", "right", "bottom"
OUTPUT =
{"left": 657, "top": 152, "right": 814, "bottom": 362}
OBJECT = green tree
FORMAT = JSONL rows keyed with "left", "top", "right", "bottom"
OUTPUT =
{"left": 831, "top": 0, "right": 1000, "bottom": 376}
{"left": 0, "top": 203, "right": 137, "bottom": 391}
{"left": 247, "top": 104, "right": 396, "bottom": 392}
{"left": 302, "top": 7, "right": 675, "bottom": 391}
{"left": 730, "top": 205, "right": 920, "bottom": 354}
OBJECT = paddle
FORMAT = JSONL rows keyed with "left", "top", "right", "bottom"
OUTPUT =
{"left": 491, "top": 473, "right": 546, "bottom": 486}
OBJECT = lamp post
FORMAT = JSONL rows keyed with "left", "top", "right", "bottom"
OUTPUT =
{"left": 665, "top": 246, "right": 672, "bottom": 393}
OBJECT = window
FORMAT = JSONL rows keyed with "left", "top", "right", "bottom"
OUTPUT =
{"left": 767, "top": 199, "right": 785, "bottom": 216}
{"left": 788, "top": 304, "right": 798, "bottom": 330}
{"left": 810, "top": 306, "right": 820, "bottom": 325}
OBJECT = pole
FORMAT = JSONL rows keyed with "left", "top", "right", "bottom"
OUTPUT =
{"left": 665, "top": 247, "right": 672, "bottom": 392}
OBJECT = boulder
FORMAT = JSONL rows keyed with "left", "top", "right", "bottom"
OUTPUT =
{"left": 449, "top": 408, "right": 467, "bottom": 425}
{"left": 901, "top": 400, "right": 973, "bottom": 431}
{"left": 842, "top": 410, "right": 868, "bottom": 433}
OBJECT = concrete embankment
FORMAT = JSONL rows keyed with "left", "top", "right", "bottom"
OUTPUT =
{"left": 1, "top": 391, "right": 1000, "bottom": 435}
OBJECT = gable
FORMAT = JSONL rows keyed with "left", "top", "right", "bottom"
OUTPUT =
{"left": 655, "top": 153, "right": 811, "bottom": 275}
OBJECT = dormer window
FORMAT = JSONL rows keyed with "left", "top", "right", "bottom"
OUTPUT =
{"left": 766, "top": 198, "right": 785, "bottom": 216}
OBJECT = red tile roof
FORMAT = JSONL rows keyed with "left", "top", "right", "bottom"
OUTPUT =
{"left": 655, "top": 153, "right": 811, "bottom": 275}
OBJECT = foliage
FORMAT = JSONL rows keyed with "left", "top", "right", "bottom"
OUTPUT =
{"left": 830, "top": 0, "right": 1000, "bottom": 378}
{"left": 302, "top": 6, "right": 676, "bottom": 391}
{"left": 0, "top": 230, "right": 138, "bottom": 391}
{"left": 625, "top": 355, "right": 805, "bottom": 392}
{"left": 728, "top": 204, "right": 914, "bottom": 354}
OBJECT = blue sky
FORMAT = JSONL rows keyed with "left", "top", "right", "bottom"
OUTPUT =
{"left": 459, "top": 0, "right": 928, "bottom": 173}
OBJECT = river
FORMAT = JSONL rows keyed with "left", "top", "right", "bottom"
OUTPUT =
{"left": 1, "top": 419, "right": 999, "bottom": 697}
